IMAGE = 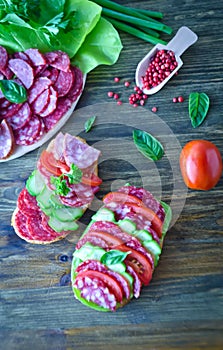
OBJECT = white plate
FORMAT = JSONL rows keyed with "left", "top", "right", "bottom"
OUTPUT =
{"left": 0, "top": 74, "right": 86, "bottom": 162}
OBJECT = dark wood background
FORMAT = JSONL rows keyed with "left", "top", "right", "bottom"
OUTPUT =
{"left": 1, "top": 1, "right": 223, "bottom": 349}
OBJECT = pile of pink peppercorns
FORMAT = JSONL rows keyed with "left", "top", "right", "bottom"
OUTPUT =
{"left": 107, "top": 76, "right": 184, "bottom": 112}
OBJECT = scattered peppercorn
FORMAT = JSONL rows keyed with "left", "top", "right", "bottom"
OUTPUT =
{"left": 117, "top": 100, "right": 122, "bottom": 105}
{"left": 124, "top": 81, "right": 130, "bottom": 87}
{"left": 108, "top": 91, "right": 114, "bottom": 98}
{"left": 113, "top": 93, "right": 119, "bottom": 100}
{"left": 178, "top": 96, "right": 184, "bottom": 103}
{"left": 151, "top": 106, "right": 158, "bottom": 113}
{"left": 114, "top": 77, "right": 120, "bottom": 83}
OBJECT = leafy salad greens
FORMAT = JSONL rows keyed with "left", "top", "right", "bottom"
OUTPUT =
{"left": 0, "top": 0, "right": 123, "bottom": 73}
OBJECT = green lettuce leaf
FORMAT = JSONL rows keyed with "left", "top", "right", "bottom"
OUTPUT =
{"left": 72, "top": 17, "right": 123, "bottom": 73}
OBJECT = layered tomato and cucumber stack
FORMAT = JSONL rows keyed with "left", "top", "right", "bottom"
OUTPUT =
{"left": 12, "top": 132, "right": 102, "bottom": 243}
{"left": 71, "top": 186, "right": 172, "bottom": 311}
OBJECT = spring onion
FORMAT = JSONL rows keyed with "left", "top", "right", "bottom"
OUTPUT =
{"left": 103, "top": 17, "right": 167, "bottom": 45}
{"left": 93, "top": 0, "right": 172, "bottom": 43}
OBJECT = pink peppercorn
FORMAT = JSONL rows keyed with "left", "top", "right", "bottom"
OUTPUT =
{"left": 124, "top": 81, "right": 130, "bottom": 87}
{"left": 108, "top": 91, "right": 114, "bottom": 98}
{"left": 172, "top": 97, "right": 178, "bottom": 103}
{"left": 178, "top": 96, "right": 184, "bottom": 103}
{"left": 151, "top": 106, "right": 158, "bottom": 113}
{"left": 114, "top": 77, "right": 120, "bottom": 83}
{"left": 117, "top": 100, "right": 122, "bottom": 105}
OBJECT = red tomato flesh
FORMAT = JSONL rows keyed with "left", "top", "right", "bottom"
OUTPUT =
{"left": 76, "top": 270, "right": 123, "bottom": 303}
{"left": 115, "top": 244, "right": 153, "bottom": 286}
{"left": 180, "top": 140, "right": 222, "bottom": 190}
{"left": 103, "top": 192, "right": 163, "bottom": 238}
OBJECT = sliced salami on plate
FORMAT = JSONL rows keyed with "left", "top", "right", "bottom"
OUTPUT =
{"left": 0, "top": 45, "right": 85, "bottom": 161}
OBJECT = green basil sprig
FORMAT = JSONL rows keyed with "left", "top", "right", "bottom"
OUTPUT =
{"left": 133, "top": 129, "right": 164, "bottom": 161}
{"left": 0, "top": 80, "right": 27, "bottom": 104}
{"left": 101, "top": 250, "right": 130, "bottom": 265}
{"left": 189, "top": 92, "right": 210, "bottom": 128}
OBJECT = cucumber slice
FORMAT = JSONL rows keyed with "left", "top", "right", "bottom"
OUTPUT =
{"left": 53, "top": 207, "right": 83, "bottom": 222}
{"left": 160, "top": 200, "right": 172, "bottom": 236}
{"left": 73, "top": 243, "right": 106, "bottom": 261}
{"left": 118, "top": 219, "right": 136, "bottom": 234}
{"left": 48, "top": 216, "right": 79, "bottom": 232}
{"left": 38, "top": 205, "right": 53, "bottom": 217}
{"left": 143, "top": 240, "right": 162, "bottom": 267}
{"left": 49, "top": 194, "right": 64, "bottom": 209}
{"left": 92, "top": 207, "right": 115, "bottom": 222}
{"left": 36, "top": 185, "right": 53, "bottom": 209}
{"left": 133, "top": 229, "right": 153, "bottom": 242}
{"left": 107, "top": 262, "right": 126, "bottom": 273}
{"left": 26, "top": 169, "right": 45, "bottom": 196}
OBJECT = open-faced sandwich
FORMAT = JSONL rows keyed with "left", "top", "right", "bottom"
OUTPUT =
{"left": 11, "top": 132, "right": 102, "bottom": 243}
{"left": 71, "top": 185, "right": 172, "bottom": 311}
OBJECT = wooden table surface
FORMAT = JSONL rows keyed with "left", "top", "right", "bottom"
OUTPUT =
{"left": 1, "top": 1, "right": 223, "bottom": 349}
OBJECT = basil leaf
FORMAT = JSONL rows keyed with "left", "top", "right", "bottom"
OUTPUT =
{"left": 189, "top": 92, "right": 210, "bottom": 128}
{"left": 133, "top": 129, "right": 164, "bottom": 161}
{"left": 101, "top": 250, "right": 130, "bottom": 265}
{"left": 0, "top": 80, "right": 27, "bottom": 103}
{"left": 84, "top": 116, "right": 96, "bottom": 133}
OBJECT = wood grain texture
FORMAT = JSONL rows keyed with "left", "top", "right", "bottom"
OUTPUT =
{"left": 1, "top": 0, "right": 223, "bottom": 349}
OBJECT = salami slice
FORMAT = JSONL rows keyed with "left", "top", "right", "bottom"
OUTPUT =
{"left": 2, "top": 66, "right": 14, "bottom": 80}
{"left": 0, "top": 46, "right": 8, "bottom": 71}
{"left": 28, "top": 77, "right": 52, "bottom": 104}
{"left": 40, "top": 67, "right": 59, "bottom": 84}
{"left": 8, "top": 58, "right": 34, "bottom": 89}
{"left": 43, "top": 98, "right": 72, "bottom": 131}
{"left": 54, "top": 69, "right": 74, "bottom": 97}
{"left": 25, "top": 48, "right": 46, "bottom": 66}
{"left": 26, "top": 214, "right": 61, "bottom": 242}
{"left": 118, "top": 186, "right": 165, "bottom": 221}
{"left": 45, "top": 50, "right": 70, "bottom": 72}
{"left": 0, "top": 103, "right": 23, "bottom": 119}
{"left": 39, "top": 86, "right": 58, "bottom": 117}
{"left": 67, "top": 66, "right": 83, "bottom": 102}
{"left": 7, "top": 102, "right": 32, "bottom": 130}
{"left": 59, "top": 183, "right": 94, "bottom": 207}
{"left": 31, "top": 88, "right": 50, "bottom": 114}
{"left": 126, "top": 264, "right": 142, "bottom": 298}
{"left": 74, "top": 274, "right": 117, "bottom": 311}
{"left": 14, "top": 116, "right": 41, "bottom": 145}
{"left": 17, "top": 188, "right": 40, "bottom": 216}
{"left": 13, "top": 51, "right": 31, "bottom": 63}
{"left": 12, "top": 209, "right": 33, "bottom": 241}
{"left": 63, "top": 133, "right": 101, "bottom": 169}
{"left": 75, "top": 260, "right": 131, "bottom": 300}
{"left": 0, "top": 119, "right": 14, "bottom": 159}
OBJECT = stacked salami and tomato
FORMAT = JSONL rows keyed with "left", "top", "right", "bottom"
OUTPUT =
{"left": 0, "top": 45, "right": 83, "bottom": 159}
{"left": 12, "top": 132, "right": 102, "bottom": 243}
{"left": 71, "top": 186, "right": 172, "bottom": 311}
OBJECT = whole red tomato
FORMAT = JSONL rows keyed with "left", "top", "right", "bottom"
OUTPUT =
{"left": 180, "top": 140, "right": 222, "bottom": 190}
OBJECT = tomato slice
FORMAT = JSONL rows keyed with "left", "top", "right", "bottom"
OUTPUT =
{"left": 103, "top": 192, "right": 163, "bottom": 237}
{"left": 40, "top": 150, "right": 102, "bottom": 186}
{"left": 115, "top": 244, "right": 153, "bottom": 286}
{"left": 81, "top": 173, "right": 102, "bottom": 187}
{"left": 39, "top": 150, "right": 62, "bottom": 176}
{"left": 76, "top": 270, "right": 123, "bottom": 303}
{"left": 87, "top": 230, "right": 123, "bottom": 247}
{"left": 103, "top": 192, "right": 143, "bottom": 206}
{"left": 125, "top": 202, "right": 163, "bottom": 238}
